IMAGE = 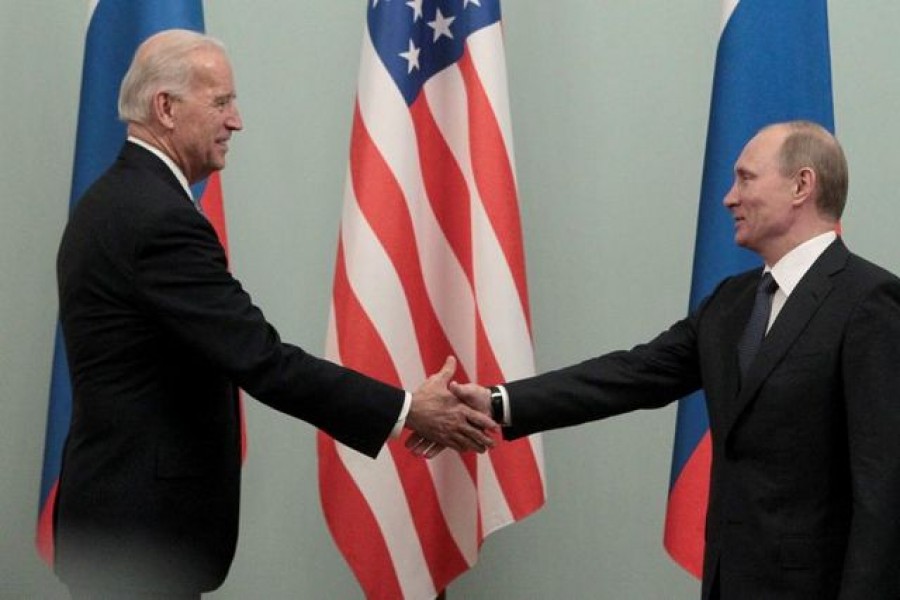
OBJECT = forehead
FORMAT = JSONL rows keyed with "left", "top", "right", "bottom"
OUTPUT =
{"left": 737, "top": 127, "right": 786, "bottom": 169}
{"left": 188, "top": 47, "right": 234, "bottom": 89}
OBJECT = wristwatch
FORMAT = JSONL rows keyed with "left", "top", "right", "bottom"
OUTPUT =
{"left": 489, "top": 386, "right": 504, "bottom": 424}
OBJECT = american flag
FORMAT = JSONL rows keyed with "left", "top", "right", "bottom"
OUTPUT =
{"left": 317, "top": 0, "right": 546, "bottom": 597}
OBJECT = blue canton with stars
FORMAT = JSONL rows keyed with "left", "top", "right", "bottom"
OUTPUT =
{"left": 368, "top": 0, "right": 501, "bottom": 106}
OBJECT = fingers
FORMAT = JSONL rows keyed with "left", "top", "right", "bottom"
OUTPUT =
{"left": 465, "top": 418, "right": 497, "bottom": 449}
{"left": 405, "top": 429, "right": 494, "bottom": 458}
{"left": 424, "top": 445, "right": 446, "bottom": 459}
{"left": 464, "top": 407, "right": 498, "bottom": 432}
{"left": 405, "top": 412, "right": 497, "bottom": 459}
{"left": 449, "top": 381, "right": 490, "bottom": 414}
{"left": 406, "top": 434, "right": 445, "bottom": 458}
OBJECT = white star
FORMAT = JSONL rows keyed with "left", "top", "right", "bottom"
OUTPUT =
{"left": 405, "top": 0, "right": 424, "bottom": 22}
{"left": 399, "top": 39, "right": 421, "bottom": 74}
{"left": 463, "top": 0, "right": 482, "bottom": 7}
{"left": 427, "top": 8, "right": 456, "bottom": 42}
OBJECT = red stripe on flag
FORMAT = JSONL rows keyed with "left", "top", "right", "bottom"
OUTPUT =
{"left": 35, "top": 482, "right": 58, "bottom": 565}
{"left": 458, "top": 50, "right": 531, "bottom": 331}
{"left": 199, "top": 172, "right": 229, "bottom": 251}
{"left": 664, "top": 430, "right": 710, "bottom": 579}
{"left": 409, "top": 96, "right": 474, "bottom": 284}
{"left": 330, "top": 236, "right": 401, "bottom": 387}
{"left": 488, "top": 439, "right": 545, "bottom": 519}
{"left": 390, "top": 446, "right": 471, "bottom": 586}
{"left": 318, "top": 435, "right": 403, "bottom": 599}
{"left": 349, "top": 103, "right": 464, "bottom": 379}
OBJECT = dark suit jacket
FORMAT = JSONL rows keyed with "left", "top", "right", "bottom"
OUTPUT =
{"left": 503, "top": 238, "right": 900, "bottom": 599}
{"left": 55, "top": 142, "right": 404, "bottom": 593}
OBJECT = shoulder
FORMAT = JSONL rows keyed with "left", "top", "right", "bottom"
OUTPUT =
{"left": 73, "top": 146, "right": 192, "bottom": 222}
{"left": 65, "top": 156, "right": 219, "bottom": 266}
{"left": 842, "top": 253, "right": 900, "bottom": 318}
{"left": 844, "top": 252, "right": 900, "bottom": 286}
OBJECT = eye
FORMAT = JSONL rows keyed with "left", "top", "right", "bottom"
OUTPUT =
{"left": 213, "top": 96, "right": 234, "bottom": 111}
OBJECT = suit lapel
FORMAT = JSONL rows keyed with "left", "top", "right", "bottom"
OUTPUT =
{"left": 724, "top": 239, "right": 849, "bottom": 436}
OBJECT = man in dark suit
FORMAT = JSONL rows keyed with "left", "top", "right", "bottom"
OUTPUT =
{"left": 443, "top": 121, "right": 900, "bottom": 599}
{"left": 55, "top": 29, "right": 496, "bottom": 599}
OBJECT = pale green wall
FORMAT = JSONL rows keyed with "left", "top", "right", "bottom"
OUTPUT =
{"left": 3, "top": 2, "right": 900, "bottom": 598}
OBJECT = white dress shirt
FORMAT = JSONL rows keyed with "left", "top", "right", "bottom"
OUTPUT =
{"left": 766, "top": 230, "right": 837, "bottom": 331}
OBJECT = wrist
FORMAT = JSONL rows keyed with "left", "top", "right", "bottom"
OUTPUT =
{"left": 489, "top": 386, "right": 505, "bottom": 425}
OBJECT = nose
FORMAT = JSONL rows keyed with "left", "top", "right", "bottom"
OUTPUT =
{"left": 226, "top": 102, "right": 243, "bottom": 131}
{"left": 723, "top": 182, "right": 738, "bottom": 208}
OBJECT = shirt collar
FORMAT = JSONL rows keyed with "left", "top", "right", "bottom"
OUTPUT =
{"left": 127, "top": 136, "right": 194, "bottom": 203}
{"left": 767, "top": 231, "right": 837, "bottom": 297}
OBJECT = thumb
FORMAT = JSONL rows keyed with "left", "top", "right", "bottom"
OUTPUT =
{"left": 435, "top": 355, "right": 457, "bottom": 385}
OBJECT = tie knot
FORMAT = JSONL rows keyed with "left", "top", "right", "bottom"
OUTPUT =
{"left": 758, "top": 272, "right": 777, "bottom": 295}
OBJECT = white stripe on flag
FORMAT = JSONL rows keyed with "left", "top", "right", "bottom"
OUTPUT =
{"left": 339, "top": 177, "right": 425, "bottom": 387}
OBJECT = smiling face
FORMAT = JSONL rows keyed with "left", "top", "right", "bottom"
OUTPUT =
{"left": 167, "top": 47, "right": 243, "bottom": 183}
{"left": 723, "top": 126, "right": 800, "bottom": 263}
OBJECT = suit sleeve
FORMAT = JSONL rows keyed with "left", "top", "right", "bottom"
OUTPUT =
{"left": 839, "top": 279, "right": 900, "bottom": 598}
{"left": 503, "top": 311, "right": 704, "bottom": 439}
{"left": 133, "top": 203, "right": 403, "bottom": 458}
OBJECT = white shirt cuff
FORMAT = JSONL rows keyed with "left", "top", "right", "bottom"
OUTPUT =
{"left": 390, "top": 392, "right": 412, "bottom": 438}
{"left": 496, "top": 384, "right": 511, "bottom": 426}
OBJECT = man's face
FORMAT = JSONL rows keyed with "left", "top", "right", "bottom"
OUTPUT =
{"left": 169, "top": 47, "right": 242, "bottom": 183}
{"left": 723, "top": 127, "right": 797, "bottom": 259}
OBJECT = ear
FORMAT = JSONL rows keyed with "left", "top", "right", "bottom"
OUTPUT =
{"left": 151, "top": 91, "right": 178, "bottom": 130}
{"left": 792, "top": 166, "right": 816, "bottom": 206}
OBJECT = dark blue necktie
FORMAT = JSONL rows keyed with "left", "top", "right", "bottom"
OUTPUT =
{"left": 738, "top": 272, "right": 778, "bottom": 376}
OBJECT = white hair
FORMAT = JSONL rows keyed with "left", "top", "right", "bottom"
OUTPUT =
{"left": 118, "top": 29, "right": 225, "bottom": 124}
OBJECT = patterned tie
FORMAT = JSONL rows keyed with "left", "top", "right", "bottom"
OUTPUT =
{"left": 738, "top": 272, "right": 778, "bottom": 376}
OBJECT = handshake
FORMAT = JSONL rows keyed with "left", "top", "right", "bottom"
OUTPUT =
{"left": 404, "top": 356, "right": 498, "bottom": 459}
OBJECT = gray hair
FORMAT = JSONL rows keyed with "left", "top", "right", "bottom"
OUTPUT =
{"left": 774, "top": 120, "right": 849, "bottom": 220}
{"left": 118, "top": 29, "right": 225, "bottom": 124}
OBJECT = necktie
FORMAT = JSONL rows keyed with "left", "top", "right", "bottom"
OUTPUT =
{"left": 738, "top": 272, "right": 778, "bottom": 376}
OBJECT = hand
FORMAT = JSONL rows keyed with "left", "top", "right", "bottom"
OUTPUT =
{"left": 405, "top": 356, "right": 498, "bottom": 458}
{"left": 448, "top": 381, "right": 491, "bottom": 415}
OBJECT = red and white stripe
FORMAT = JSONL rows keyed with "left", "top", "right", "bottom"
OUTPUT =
{"left": 318, "top": 19, "right": 545, "bottom": 600}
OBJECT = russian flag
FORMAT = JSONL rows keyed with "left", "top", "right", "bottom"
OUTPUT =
{"left": 663, "top": 0, "right": 834, "bottom": 578}
{"left": 35, "top": 1, "right": 234, "bottom": 566}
